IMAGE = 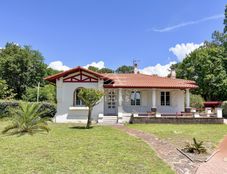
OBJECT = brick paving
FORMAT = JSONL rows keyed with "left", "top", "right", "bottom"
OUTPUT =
{"left": 196, "top": 136, "right": 227, "bottom": 174}
{"left": 113, "top": 125, "right": 199, "bottom": 174}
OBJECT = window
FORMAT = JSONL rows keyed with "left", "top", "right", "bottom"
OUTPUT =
{"left": 107, "top": 91, "right": 116, "bottom": 109}
{"left": 73, "top": 88, "right": 85, "bottom": 106}
{"left": 131, "top": 91, "right": 141, "bottom": 106}
{"left": 161, "top": 92, "right": 170, "bottom": 106}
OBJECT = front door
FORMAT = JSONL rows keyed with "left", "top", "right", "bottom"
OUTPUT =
{"left": 105, "top": 90, "right": 117, "bottom": 115}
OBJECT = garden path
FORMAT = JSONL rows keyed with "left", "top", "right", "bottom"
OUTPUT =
{"left": 113, "top": 125, "right": 199, "bottom": 174}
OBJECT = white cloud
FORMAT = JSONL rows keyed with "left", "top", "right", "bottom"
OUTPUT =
{"left": 84, "top": 61, "right": 105, "bottom": 69}
{"left": 48, "top": 61, "right": 70, "bottom": 71}
{"left": 152, "top": 14, "right": 223, "bottom": 32}
{"left": 140, "top": 61, "right": 176, "bottom": 77}
{"left": 169, "top": 42, "right": 203, "bottom": 61}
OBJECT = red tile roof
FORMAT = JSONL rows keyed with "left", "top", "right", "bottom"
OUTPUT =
{"left": 44, "top": 66, "right": 198, "bottom": 89}
{"left": 102, "top": 73, "right": 198, "bottom": 89}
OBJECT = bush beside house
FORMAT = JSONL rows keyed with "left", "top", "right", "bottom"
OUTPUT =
{"left": 0, "top": 100, "right": 56, "bottom": 118}
{"left": 190, "top": 94, "right": 205, "bottom": 109}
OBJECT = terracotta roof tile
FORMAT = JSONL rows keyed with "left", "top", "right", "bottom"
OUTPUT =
{"left": 44, "top": 66, "right": 198, "bottom": 89}
{"left": 102, "top": 73, "right": 198, "bottom": 89}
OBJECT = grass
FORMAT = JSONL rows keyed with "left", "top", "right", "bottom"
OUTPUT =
{"left": 128, "top": 124, "right": 227, "bottom": 150}
{"left": 0, "top": 121, "right": 173, "bottom": 174}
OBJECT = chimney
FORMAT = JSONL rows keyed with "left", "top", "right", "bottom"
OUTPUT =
{"left": 170, "top": 67, "right": 176, "bottom": 79}
{"left": 134, "top": 63, "right": 139, "bottom": 74}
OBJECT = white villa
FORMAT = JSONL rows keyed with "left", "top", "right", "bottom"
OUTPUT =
{"left": 44, "top": 65, "right": 205, "bottom": 124}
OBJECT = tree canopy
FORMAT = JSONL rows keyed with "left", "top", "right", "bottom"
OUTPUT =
{"left": 175, "top": 5, "right": 227, "bottom": 101}
{"left": 0, "top": 43, "right": 47, "bottom": 99}
{"left": 88, "top": 66, "right": 114, "bottom": 73}
{"left": 176, "top": 43, "right": 227, "bottom": 101}
{"left": 224, "top": 4, "right": 227, "bottom": 33}
{"left": 115, "top": 65, "right": 134, "bottom": 73}
{"left": 0, "top": 79, "right": 15, "bottom": 99}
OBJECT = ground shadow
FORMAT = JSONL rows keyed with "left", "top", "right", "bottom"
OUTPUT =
{"left": 69, "top": 126, "right": 94, "bottom": 129}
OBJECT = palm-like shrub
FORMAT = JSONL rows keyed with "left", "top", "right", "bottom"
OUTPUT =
{"left": 2, "top": 102, "right": 51, "bottom": 135}
{"left": 184, "top": 138, "right": 207, "bottom": 154}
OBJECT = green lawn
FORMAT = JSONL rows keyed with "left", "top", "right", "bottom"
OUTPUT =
{"left": 128, "top": 124, "right": 227, "bottom": 150}
{"left": 0, "top": 121, "right": 173, "bottom": 174}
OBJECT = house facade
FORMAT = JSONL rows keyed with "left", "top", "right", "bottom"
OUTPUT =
{"left": 45, "top": 66, "right": 198, "bottom": 123}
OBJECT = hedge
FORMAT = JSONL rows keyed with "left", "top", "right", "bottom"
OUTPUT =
{"left": 0, "top": 100, "right": 56, "bottom": 118}
{"left": 222, "top": 101, "right": 227, "bottom": 118}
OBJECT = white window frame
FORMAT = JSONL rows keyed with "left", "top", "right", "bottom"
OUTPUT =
{"left": 74, "top": 88, "right": 85, "bottom": 106}
{"left": 160, "top": 91, "right": 170, "bottom": 106}
{"left": 131, "top": 91, "right": 141, "bottom": 106}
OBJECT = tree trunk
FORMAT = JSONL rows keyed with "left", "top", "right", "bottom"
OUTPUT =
{"left": 86, "top": 107, "right": 92, "bottom": 129}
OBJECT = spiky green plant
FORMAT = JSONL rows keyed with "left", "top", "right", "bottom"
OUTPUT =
{"left": 184, "top": 137, "right": 207, "bottom": 154}
{"left": 2, "top": 102, "right": 51, "bottom": 135}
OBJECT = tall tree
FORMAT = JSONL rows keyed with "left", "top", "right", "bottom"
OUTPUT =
{"left": 115, "top": 65, "right": 134, "bottom": 73}
{"left": 176, "top": 43, "right": 227, "bottom": 101}
{"left": 224, "top": 4, "right": 227, "bottom": 33}
{"left": 0, "top": 43, "right": 46, "bottom": 99}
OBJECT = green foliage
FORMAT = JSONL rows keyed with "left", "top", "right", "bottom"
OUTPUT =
{"left": 190, "top": 94, "right": 204, "bottom": 108}
{"left": 175, "top": 6, "right": 227, "bottom": 101}
{"left": 176, "top": 43, "right": 227, "bottom": 100}
{"left": 23, "top": 85, "right": 56, "bottom": 103}
{"left": 2, "top": 102, "right": 51, "bottom": 135}
{"left": 0, "top": 43, "right": 47, "bottom": 99}
{"left": 78, "top": 88, "right": 104, "bottom": 128}
{"left": 88, "top": 66, "right": 99, "bottom": 72}
{"left": 0, "top": 79, "right": 15, "bottom": 99}
{"left": 224, "top": 4, "right": 227, "bottom": 33}
{"left": 222, "top": 101, "right": 227, "bottom": 118}
{"left": 88, "top": 66, "right": 114, "bottom": 73}
{"left": 45, "top": 67, "right": 61, "bottom": 77}
{"left": 98, "top": 68, "right": 114, "bottom": 73}
{"left": 0, "top": 100, "right": 56, "bottom": 118}
{"left": 184, "top": 138, "right": 207, "bottom": 154}
{"left": 115, "top": 65, "right": 134, "bottom": 73}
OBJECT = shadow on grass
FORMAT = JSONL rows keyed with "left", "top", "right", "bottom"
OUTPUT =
{"left": 69, "top": 126, "right": 94, "bottom": 129}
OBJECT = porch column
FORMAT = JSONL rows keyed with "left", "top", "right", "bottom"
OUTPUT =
{"left": 118, "top": 88, "right": 123, "bottom": 123}
{"left": 118, "top": 88, "right": 123, "bottom": 114}
{"left": 151, "top": 88, "right": 157, "bottom": 112}
{"left": 185, "top": 89, "right": 191, "bottom": 112}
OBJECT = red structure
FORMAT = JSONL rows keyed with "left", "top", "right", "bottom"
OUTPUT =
{"left": 204, "top": 101, "right": 222, "bottom": 108}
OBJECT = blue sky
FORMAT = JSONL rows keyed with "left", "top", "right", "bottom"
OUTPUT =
{"left": 0, "top": 0, "right": 226, "bottom": 75}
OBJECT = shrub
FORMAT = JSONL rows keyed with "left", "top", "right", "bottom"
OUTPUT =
{"left": 184, "top": 138, "right": 207, "bottom": 154}
{"left": 0, "top": 100, "right": 56, "bottom": 118}
{"left": 222, "top": 101, "right": 227, "bottom": 118}
{"left": 190, "top": 94, "right": 205, "bottom": 109}
{"left": 2, "top": 102, "right": 51, "bottom": 135}
{"left": 22, "top": 85, "right": 56, "bottom": 103}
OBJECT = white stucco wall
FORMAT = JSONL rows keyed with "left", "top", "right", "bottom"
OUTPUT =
{"left": 56, "top": 76, "right": 185, "bottom": 123}
{"left": 55, "top": 77, "right": 104, "bottom": 123}
{"left": 118, "top": 89, "right": 184, "bottom": 114}
{"left": 156, "top": 89, "right": 184, "bottom": 113}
